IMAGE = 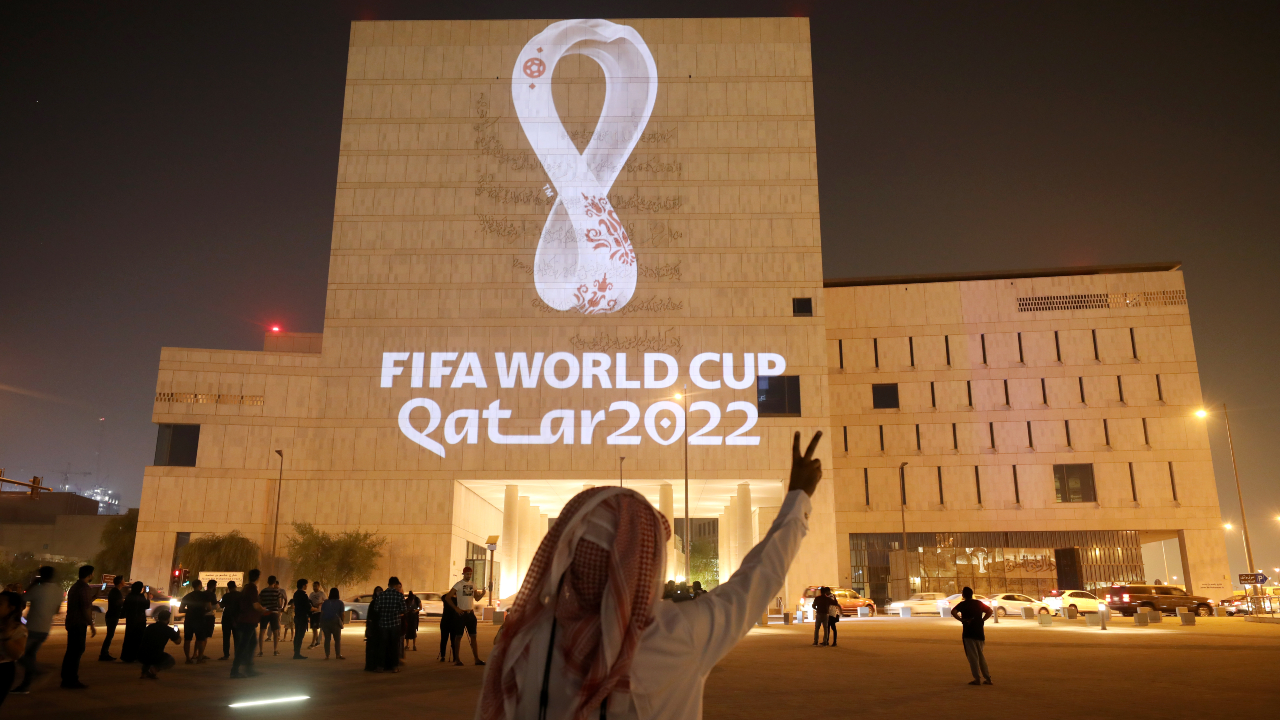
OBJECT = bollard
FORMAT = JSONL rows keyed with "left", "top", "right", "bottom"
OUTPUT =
{"left": 492, "top": 610, "right": 506, "bottom": 625}
{"left": 1134, "top": 612, "right": 1150, "bottom": 626}
{"left": 760, "top": 611, "right": 771, "bottom": 627}
{"left": 1085, "top": 613, "right": 1102, "bottom": 627}
{"left": 1214, "top": 606, "right": 1228, "bottom": 617}
{"left": 900, "top": 606, "right": 912, "bottom": 618}
{"left": 1065, "top": 606, "right": 1079, "bottom": 620}
{"left": 1038, "top": 613, "right": 1053, "bottom": 627}
{"left": 1180, "top": 613, "right": 1196, "bottom": 626}
{"left": 1147, "top": 609, "right": 1162, "bottom": 624}
{"left": 1021, "top": 607, "right": 1036, "bottom": 620}
{"left": 1099, "top": 605, "right": 1109, "bottom": 630}
{"left": 783, "top": 611, "right": 793, "bottom": 625}
{"left": 858, "top": 606, "right": 870, "bottom": 618}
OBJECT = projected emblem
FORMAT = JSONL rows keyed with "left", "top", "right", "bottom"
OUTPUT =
{"left": 512, "top": 20, "right": 658, "bottom": 315}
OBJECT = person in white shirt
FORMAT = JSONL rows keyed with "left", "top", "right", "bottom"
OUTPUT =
{"left": 476, "top": 431, "right": 823, "bottom": 720}
{"left": 444, "top": 567, "right": 486, "bottom": 666}
{"left": 14, "top": 566, "right": 63, "bottom": 694}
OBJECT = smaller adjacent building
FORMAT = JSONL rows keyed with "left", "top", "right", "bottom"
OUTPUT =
{"left": 0, "top": 491, "right": 115, "bottom": 562}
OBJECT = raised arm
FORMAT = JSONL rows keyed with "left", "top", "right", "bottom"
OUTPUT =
{"left": 676, "top": 431, "right": 823, "bottom": 671}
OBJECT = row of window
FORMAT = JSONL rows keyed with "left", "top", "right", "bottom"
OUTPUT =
{"left": 836, "top": 327, "right": 1190, "bottom": 371}
{"left": 852, "top": 461, "right": 1180, "bottom": 507}
{"left": 867, "top": 374, "right": 1180, "bottom": 410}
{"left": 843, "top": 417, "right": 1179, "bottom": 454}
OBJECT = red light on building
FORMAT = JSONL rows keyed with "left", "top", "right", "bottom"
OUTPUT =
{"left": 271, "top": 326, "right": 281, "bottom": 333}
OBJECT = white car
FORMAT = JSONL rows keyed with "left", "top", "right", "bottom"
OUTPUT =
{"left": 1044, "top": 589, "right": 1102, "bottom": 615}
{"left": 987, "top": 592, "right": 1051, "bottom": 617}
{"left": 937, "top": 593, "right": 990, "bottom": 615}
{"left": 886, "top": 592, "right": 949, "bottom": 616}
{"left": 346, "top": 591, "right": 446, "bottom": 620}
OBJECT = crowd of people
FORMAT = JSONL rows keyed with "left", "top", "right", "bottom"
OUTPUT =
{"left": 2, "top": 432, "right": 996, "bottom": 713}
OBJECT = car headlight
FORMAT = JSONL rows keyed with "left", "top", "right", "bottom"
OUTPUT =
{"left": 889, "top": 602, "right": 902, "bottom": 608}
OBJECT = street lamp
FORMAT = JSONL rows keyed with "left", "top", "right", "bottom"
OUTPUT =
{"left": 1197, "top": 405, "right": 1257, "bottom": 594}
{"left": 675, "top": 386, "right": 690, "bottom": 582}
{"left": 271, "top": 449, "right": 284, "bottom": 575}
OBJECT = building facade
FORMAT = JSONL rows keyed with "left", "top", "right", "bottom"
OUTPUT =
{"left": 130, "top": 18, "right": 1230, "bottom": 606}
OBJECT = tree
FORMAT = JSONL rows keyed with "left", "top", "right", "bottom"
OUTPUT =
{"left": 284, "top": 522, "right": 385, "bottom": 592}
{"left": 0, "top": 552, "right": 88, "bottom": 592}
{"left": 92, "top": 508, "right": 138, "bottom": 581}
{"left": 688, "top": 536, "right": 720, "bottom": 590}
{"left": 179, "top": 531, "right": 260, "bottom": 577}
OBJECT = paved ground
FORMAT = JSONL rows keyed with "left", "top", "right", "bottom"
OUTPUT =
{"left": 4, "top": 614, "right": 1277, "bottom": 718}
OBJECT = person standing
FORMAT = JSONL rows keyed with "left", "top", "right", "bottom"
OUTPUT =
{"left": 437, "top": 589, "right": 458, "bottom": 663}
{"left": 180, "top": 579, "right": 211, "bottom": 663}
{"left": 97, "top": 575, "right": 125, "bottom": 661}
{"left": 138, "top": 607, "right": 181, "bottom": 680}
{"left": 290, "top": 579, "right": 311, "bottom": 659}
{"left": 372, "top": 578, "right": 406, "bottom": 673}
{"left": 402, "top": 590, "right": 421, "bottom": 655}
{"left": 812, "top": 587, "right": 836, "bottom": 646}
{"left": 320, "top": 588, "right": 345, "bottom": 660}
{"left": 119, "top": 581, "right": 150, "bottom": 663}
{"left": 0, "top": 590, "right": 29, "bottom": 708}
{"left": 950, "top": 586, "right": 993, "bottom": 685}
{"left": 231, "top": 569, "right": 267, "bottom": 679}
{"left": 257, "top": 576, "right": 284, "bottom": 657}
{"left": 203, "top": 579, "right": 219, "bottom": 656}
{"left": 307, "top": 581, "right": 325, "bottom": 649}
{"left": 61, "top": 564, "right": 97, "bottom": 689}
{"left": 12, "top": 566, "right": 60, "bottom": 694}
{"left": 443, "top": 566, "right": 485, "bottom": 666}
{"left": 363, "top": 586, "right": 383, "bottom": 672}
{"left": 825, "top": 595, "right": 841, "bottom": 647}
{"left": 218, "top": 580, "right": 241, "bottom": 660}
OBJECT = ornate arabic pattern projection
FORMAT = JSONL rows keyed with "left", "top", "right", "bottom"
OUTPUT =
{"left": 512, "top": 19, "right": 658, "bottom": 315}
{"left": 1016, "top": 289, "right": 1187, "bottom": 312}
{"left": 568, "top": 329, "right": 683, "bottom": 354}
{"left": 155, "top": 392, "right": 264, "bottom": 406}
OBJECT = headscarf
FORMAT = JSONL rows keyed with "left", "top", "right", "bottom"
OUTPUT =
{"left": 478, "top": 486, "right": 670, "bottom": 720}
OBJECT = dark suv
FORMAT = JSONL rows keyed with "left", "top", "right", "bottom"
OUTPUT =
{"left": 1102, "top": 584, "right": 1213, "bottom": 617}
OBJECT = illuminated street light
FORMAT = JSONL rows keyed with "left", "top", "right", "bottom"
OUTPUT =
{"left": 1197, "top": 405, "right": 1257, "bottom": 598}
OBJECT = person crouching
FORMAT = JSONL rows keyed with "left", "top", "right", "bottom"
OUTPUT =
{"left": 140, "top": 607, "right": 181, "bottom": 679}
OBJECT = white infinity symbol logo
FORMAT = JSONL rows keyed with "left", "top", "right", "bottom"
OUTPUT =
{"left": 512, "top": 19, "right": 658, "bottom": 315}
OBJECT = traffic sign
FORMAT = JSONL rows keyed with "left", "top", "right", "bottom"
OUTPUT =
{"left": 1239, "top": 573, "right": 1269, "bottom": 585}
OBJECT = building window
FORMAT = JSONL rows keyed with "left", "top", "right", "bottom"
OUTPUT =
{"left": 792, "top": 297, "right": 813, "bottom": 317}
{"left": 908, "top": 337, "right": 915, "bottom": 367}
{"left": 838, "top": 339, "right": 844, "bottom": 369}
{"left": 154, "top": 424, "right": 200, "bottom": 467}
{"left": 757, "top": 376, "right": 801, "bottom": 417}
{"left": 944, "top": 335, "right": 952, "bottom": 366}
{"left": 871, "top": 383, "right": 899, "bottom": 409}
{"left": 863, "top": 468, "right": 870, "bottom": 506}
{"left": 1054, "top": 463, "right": 1097, "bottom": 503}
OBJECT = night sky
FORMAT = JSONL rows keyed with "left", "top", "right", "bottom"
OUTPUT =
{"left": 2, "top": 2, "right": 1277, "bottom": 579}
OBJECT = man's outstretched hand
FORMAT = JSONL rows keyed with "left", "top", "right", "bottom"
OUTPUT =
{"left": 788, "top": 431, "right": 823, "bottom": 496}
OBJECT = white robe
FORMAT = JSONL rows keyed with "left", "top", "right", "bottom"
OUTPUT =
{"left": 510, "top": 489, "right": 812, "bottom": 720}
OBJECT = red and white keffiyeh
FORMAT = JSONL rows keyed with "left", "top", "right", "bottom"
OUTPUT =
{"left": 478, "top": 487, "right": 670, "bottom": 720}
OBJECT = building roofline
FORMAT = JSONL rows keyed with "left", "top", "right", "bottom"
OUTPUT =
{"left": 823, "top": 262, "right": 1182, "bottom": 288}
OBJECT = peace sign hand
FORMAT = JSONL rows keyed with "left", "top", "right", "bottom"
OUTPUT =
{"left": 788, "top": 431, "right": 824, "bottom": 497}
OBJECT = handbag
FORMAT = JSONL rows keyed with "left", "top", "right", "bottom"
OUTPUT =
{"left": 828, "top": 604, "right": 841, "bottom": 622}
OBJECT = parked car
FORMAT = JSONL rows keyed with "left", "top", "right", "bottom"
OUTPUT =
{"left": 411, "top": 591, "right": 445, "bottom": 617}
{"left": 886, "top": 592, "right": 949, "bottom": 616}
{"left": 800, "top": 586, "right": 877, "bottom": 617}
{"left": 1043, "top": 589, "right": 1102, "bottom": 615}
{"left": 1102, "top": 585, "right": 1213, "bottom": 617}
{"left": 986, "top": 593, "right": 1051, "bottom": 617}
{"left": 937, "top": 593, "right": 990, "bottom": 615}
{"left": 94, "top": 588, "right": 177, "bottom": 619}
{"left": 1217, "top": 596, "right": 1251, "bottom": 616}
{"left": 345, "top": 594, "right": 376, "bottom": 620}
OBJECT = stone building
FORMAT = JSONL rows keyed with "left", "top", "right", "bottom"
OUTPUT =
{"left": 129, "top": 18, "right": 1230, "bottom": 606}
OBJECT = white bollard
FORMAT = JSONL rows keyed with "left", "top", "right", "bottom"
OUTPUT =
{"left": 1021, "top": 607, "right": 1036, "bottom": 620}
{"left": 1180, "top": 613, "right": 1196, "bottom": 626}
{"left": 858, "top": 606, "right": 870, "bottom": 618}
{"left": 900, "top": 606, "right": 913, "bottom": 618}
{"left": 1134, "top": 612, "right": 1150, "bottom": 626}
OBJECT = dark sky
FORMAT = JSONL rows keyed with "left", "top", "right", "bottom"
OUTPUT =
{"left": 2, "top": 1, "right": 1277, "bottom": 578}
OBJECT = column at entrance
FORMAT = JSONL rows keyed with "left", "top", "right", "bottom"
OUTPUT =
{"left": 725, "top": 496, "right": 738, "bottom": 578}
{"left": 717, "top": 511, "right": 728, "bottom": 584}
{"left": 659, "top": 483, "right": 676, "bottom": 580}
{"left": 734, "top": 483, "right": 753, "bottom": 574}
{"left": 516, "top": 495, "right": 533, "bottom": 590}
{"left": 499, "top": 485, "right": 520, "bottom": 601}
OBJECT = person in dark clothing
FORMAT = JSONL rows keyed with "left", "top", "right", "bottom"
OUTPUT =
{"left": 319, "top": 588, "right": 345, "bottom": 660}
{"left": 98, "top": 575, "right": 125, "bottom": 661}
{"left": 663, "top": 580, "right": 676, "bottom": 599}
{"left": 257, "top": 576, "right": 285, "bottom": 657}
{"left": 203, "top": 579, "right": 219, "bottom": 653}
{"left": 231, "top": 569, "right": 267, "bottom": 679}
{"left": 139, "top": 607, "right": 181, "bottom": 679}
{"left": 372, "top": 578, "right": 406, "bottom": 673}
{"left": 950, "top": 586, "right": 993, "bottom": 685}
{"left": 825, "top": 594, "right": 841, "bottom": 647}
{"left": 180, "top": 579, "right": 211, "bottom": 663}
{"left": 437, "top": 590, "right": 458, "bottom": 663}
{"left": 290, "top": 579, "right": 311, "bottom": 659}
{"left": 364, "top": 586, "right": 383, "bottom": 672}
{"left": 402, "top": 590, "right": 421, "bottom": 654}
{"left": 61, "top": 564, "right": 97, "bottom": 689}
{"left": 119, "top": 582, "right": 150, "bottom": 663}
{"left": 218, "top": 581, "right": 241, "bottom": 660}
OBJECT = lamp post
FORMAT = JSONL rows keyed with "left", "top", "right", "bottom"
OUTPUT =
{"left": 1198, "top": 405, "right": 1257, "bottom": 595}
{"left": 619, "top": 456, "right": 625, "bottom": 487}
{"left": 680, "top": 385, "right": 690, "bottom": 582}
{"left": 271, "top": 449, "right": 284, "bottom": 575}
